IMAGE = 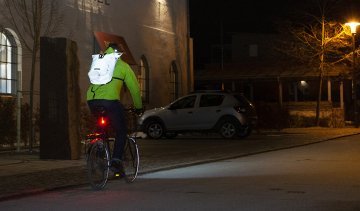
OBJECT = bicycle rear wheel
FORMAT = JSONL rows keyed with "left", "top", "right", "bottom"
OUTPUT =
{"left": 122, "top": 137, "right": 139, "bottom": 183}
{"left": 87, "top": 141, "right": 110, "bottom": 190}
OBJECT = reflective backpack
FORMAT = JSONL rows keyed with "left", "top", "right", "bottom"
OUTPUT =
{"left": 88, "top": 53, "right": 121, "bottom": 85}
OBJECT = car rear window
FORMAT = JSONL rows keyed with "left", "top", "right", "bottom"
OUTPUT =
{"left": 199, "top": 94, "right": 225, "bottom": 107}
{"left": 233, "top": 94, "right": 251, "bottom": 107}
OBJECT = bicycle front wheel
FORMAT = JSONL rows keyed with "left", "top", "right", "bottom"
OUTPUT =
{"left": 123, "top": 137, "right": 139, "bottom": 183}
{"left": 87, "top": 141, "right": 110, "bottom": 190}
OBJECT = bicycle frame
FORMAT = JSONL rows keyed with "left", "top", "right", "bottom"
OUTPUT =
{"left": 84, "top": 107, "right": 114, "bottom": 154}
{"left": 85, "top": 107, "right": 140, "bottom": 189}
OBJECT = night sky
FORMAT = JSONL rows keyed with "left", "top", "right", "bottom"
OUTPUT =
{"left": 189, "top": 0, "right": 360, "bottom": 68}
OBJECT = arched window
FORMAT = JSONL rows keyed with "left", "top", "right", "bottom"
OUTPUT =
{"left": 139, "top": 55, "right": 150, "bottom": 103}
{"left": 0, "top": 30, "right": 17, "bottom": 95}
{"left": 170, "top": 61, "right": 179, "bottom": 101}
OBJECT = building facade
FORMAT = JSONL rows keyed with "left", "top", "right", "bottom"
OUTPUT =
{"left": 0, "top": 0, "right": 193, "bottom": 109}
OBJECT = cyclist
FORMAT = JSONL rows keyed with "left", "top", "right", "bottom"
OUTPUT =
{"left": 86, "top": 43, "right": 143, "bottom": 175}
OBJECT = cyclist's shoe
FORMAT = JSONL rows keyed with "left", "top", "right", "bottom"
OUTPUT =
{"left": 110, "top": 158, "right": 125, "bottom": 178}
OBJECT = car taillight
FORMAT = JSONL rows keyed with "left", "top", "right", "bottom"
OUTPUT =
{"left": 234, "top": 106, "right": 246, "bottom": 113}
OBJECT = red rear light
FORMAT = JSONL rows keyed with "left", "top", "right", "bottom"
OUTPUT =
{"left": 98, "top": 116, "right": 107, "bottom": 126}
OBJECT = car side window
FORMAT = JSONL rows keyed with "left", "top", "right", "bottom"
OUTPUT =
{"left": 171, "top": 95, "right": 196, "bottom": 109}
{"left": 199, "top": 94, "right": 224, "bottom": 107}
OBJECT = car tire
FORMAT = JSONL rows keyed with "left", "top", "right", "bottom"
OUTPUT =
{"left": 218, "top": 118, "right": 239, "bottom": 139}
{"left": 146, "top": 120, "right": 164, "bottom": 139}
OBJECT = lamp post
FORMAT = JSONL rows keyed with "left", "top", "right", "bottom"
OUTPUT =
{"left": 346, "top": 22, "right": 360, "bottom": 127}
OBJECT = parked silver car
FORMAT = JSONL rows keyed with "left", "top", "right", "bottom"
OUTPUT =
{"left": 138, "top": 91, "right": 257, "bottom": 139}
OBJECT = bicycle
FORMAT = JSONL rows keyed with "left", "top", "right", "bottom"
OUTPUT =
{"left": 85, "top": 107, "right": 140, "bottom": 190}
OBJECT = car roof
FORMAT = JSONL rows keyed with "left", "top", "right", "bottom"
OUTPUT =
{"left": 191, "top": 90, "right": 228, "bottom": 94}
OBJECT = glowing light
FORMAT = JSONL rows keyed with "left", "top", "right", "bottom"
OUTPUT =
{"left": 346, "top": 22, "right": 360, "bottom": 34}
{"left": 99, "top": 117, "right": 107, "bottom": 126}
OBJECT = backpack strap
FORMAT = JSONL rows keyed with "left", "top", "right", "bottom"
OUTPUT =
{"left": 90, "top": 77, "right": 125, "bottom": 99}
{"left": 112, "top": 77, "right": 124, "bottom": 81}
{"left": 90, "top": 85, "right": 103, "bottom": 99}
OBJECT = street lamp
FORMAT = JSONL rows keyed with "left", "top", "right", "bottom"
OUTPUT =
{"left": 346, "top": 21, "right": 360, "bottom": 127}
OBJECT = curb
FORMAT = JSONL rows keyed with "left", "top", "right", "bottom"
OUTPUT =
{"left": 0, "top": 132, "right": 359, "bottom": 201}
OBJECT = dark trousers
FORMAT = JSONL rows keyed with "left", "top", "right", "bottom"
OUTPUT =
{"left": 87, "top": 100, "right": 127, "bottom": 160}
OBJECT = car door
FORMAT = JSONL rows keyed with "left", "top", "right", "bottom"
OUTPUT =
{"left": 191, "top": 94, "right": 225, "bottom": 129}
{"left": 162, "top": 95, "right": 198, "bottom": 130}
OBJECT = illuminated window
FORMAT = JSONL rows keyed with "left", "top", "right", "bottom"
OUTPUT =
{"left": 169, "top": 61, "right": 178, "bottom": 101}
{"left": 139, "top": 55, "right": 149, "bottom": 103}
{"left": 0, "top": 31, "right": 16, "bottom": 95}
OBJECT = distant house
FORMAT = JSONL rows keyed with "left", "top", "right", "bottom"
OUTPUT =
{"left": 195, "top": 33, "right": 354, "bottom": 125}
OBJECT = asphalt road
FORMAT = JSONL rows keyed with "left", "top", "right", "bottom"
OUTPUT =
{"left": 1, "top": 134, "right": 360, "bottom": 211}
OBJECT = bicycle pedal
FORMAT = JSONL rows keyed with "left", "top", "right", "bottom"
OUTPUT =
{"left": 114, "top": 172, "right": 125, "bottom": 178}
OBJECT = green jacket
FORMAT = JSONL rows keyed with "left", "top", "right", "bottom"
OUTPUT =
{"left": 86, "top": 47, "right": 142, "bottom": 109}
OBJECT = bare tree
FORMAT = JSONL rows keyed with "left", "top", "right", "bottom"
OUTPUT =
{"left": 277, "top": 0, "right": 353, "bottom": 126}
{"left": 2, "top": 0, "right": 63, "bottom": 152}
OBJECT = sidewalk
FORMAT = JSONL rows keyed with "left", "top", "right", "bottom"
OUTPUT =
{"left": 0, "top": 127, "right": 359, "bottom": 200}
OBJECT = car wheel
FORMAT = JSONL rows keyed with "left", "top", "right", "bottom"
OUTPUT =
{"left": 238, "top": 125, "right": 252, "bottom": 138}
{"left": 146, "top": 121, "right": 164, "bottom": 139}
{"left": 218, "top": 118, "right": 239, "bottom": 139}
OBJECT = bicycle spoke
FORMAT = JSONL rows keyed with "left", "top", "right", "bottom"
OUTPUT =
{"left": 86, "top": 109, "right": 140, "bottom": 188}
{"left": 87, "top": 141, "right": 110, "bottom": 190}
{"left": 123, "top": 138, "right": 139, "bottom": 183}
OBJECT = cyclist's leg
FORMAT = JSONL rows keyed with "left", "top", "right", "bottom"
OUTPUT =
{"left": 88, "top": 100, "right": 127, "bottom": 173}
{"left": 106, "top": 101, "right": 127, "bottom": 161}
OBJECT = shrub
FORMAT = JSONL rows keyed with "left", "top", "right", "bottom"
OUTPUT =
{"left": 21, "top": 103, "right": 30, "bottom": 147}
{"left": 289, "top": 115, "right": 330, "bottom": 127}
{"left": 0, "top": 98, "right": 16, "bottom": 146}
{"left": 0, "top": 98, "right": 41, "bottom": 148}
{"left": 255, "top": 102, "right": 290, "bottom": 129}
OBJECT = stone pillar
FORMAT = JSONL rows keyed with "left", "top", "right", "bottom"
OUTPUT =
{"left": 340, "top": 80, "right": 344, "bottom": 109}
{"left": 328, "top": 79, "right": 332, "bottom": 103}
{"left": 40, "top": 37, "right": 81, "bottom": 160}
{"left": 294, "top": 82, "right": 298, "bottom": 102}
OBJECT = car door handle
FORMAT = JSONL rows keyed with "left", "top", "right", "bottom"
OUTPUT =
{"left": 188, "top": 111, "right": 193, "bottom": 114}
{"left": 216, "top": 109, "right": 221, "bottom": 113}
